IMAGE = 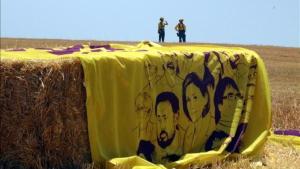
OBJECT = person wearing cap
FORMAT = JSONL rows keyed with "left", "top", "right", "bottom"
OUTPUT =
{"left": 175, "top": 19, "right": 186, "bottom": 43}
{"left": 158, "top": 17, "right": 168, "bottom": 43}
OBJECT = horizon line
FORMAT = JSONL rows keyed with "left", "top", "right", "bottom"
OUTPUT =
{"left": 1, "top": 36, "right": 299, "bottom": 49}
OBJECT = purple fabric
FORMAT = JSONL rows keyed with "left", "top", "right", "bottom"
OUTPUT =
{"left": 274, "top": 130, "right": 300, "bottom": 137}
{"left": 89, "top": 44, "right": 123, "bottom": 51}
{"left": 90, "top": 44, "right": 111, "bottom": 49}
{"left": 7, "top": 48, "right": 26, "bottom": 52}
{"left": 49, "top": 44, "right": 83, "bottom": 55}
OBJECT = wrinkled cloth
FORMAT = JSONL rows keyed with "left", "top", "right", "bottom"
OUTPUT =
{"left": 2, "top": 41, "right": 298, "bottom": 169}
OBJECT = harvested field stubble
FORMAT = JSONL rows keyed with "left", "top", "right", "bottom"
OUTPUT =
{"left": 0, "top": 58, "right": 91, "bottom": 168}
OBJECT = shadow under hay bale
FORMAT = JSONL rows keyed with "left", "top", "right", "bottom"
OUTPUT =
{"left": 0, "top": 58, "right": 91, "bottom": 169}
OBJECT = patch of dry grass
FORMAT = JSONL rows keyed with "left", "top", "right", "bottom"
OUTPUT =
{"left": 1, "top": 38, "right": 299, "bottom": 169}
{"left": 247, "top": 45, "right": 300, "bottom": 130}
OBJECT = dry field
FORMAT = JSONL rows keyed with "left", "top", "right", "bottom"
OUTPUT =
{"left": 1, "top": 38, "right": 299, "bottom": 169}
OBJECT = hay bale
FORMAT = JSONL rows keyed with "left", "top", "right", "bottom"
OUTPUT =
{"left": 0, "top": 58, "right": 91, "bottom": 169}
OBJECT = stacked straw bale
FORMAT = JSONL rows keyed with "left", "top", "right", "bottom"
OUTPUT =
{"left": 0, "top": 58, "right": 91, "bottom": 169}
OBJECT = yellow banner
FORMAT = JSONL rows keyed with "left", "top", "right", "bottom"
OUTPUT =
{"left": 1, "top": 41, "right": 276, "bottom": 168}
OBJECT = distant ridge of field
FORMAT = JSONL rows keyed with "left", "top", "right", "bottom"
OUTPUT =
{"left": 1, "top": 37, "right": 299, "bottom": 49}
{"left": 1, "top": 38, "right": 299, "bottom": 169}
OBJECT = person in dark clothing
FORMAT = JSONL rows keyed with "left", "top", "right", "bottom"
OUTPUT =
{"left": 158, "top": 17, "right": 168, "bottom": 42}
{"left": 175, "top": 19, "right": 186, "bottom": 43}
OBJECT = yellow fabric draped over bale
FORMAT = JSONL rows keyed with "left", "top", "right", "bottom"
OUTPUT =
{"left": 2, "top": 41, "right": 298, "bottom": 169}
{"left": 80, "top": 42, "right": 271, "bottom": 169}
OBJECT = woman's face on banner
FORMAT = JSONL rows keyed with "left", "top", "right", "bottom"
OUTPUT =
{"left": 186, "top": 83, "right": 207, "bottom": 122}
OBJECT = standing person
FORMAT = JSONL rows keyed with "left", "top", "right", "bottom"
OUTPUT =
{"left": 175, "top": 19, "right": 186, "bottom": 43}
{"left": 158, "top": 17, "right": 168, "bottom": 43}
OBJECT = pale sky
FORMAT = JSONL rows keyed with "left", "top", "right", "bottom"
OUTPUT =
{"left": 1, "top": 0, "right": 299, "bottom": 47}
